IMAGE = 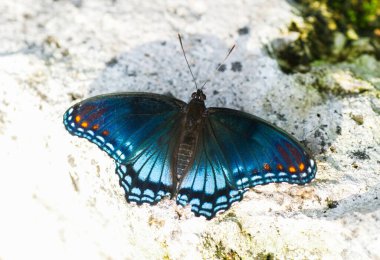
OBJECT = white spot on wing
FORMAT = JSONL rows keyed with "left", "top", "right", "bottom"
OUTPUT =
{"left": 229, "top": 190, "right": 240, "bottom": 197}
{"left": 310, "top": 159, "right": 315, "bottom": 167}
{"left": 250, "top": 175, "right": 262, "bottom": 181}
{"left": 106, "top": 143, "right": 114, "bottom": 151}
{"left": 96, "top": 136, "right": 105, "bottom": 142}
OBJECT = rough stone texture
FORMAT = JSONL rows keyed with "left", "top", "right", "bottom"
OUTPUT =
{"left": 0, "top": 0, "right": 379, "bottom": 259}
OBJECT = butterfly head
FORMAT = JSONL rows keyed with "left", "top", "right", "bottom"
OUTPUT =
{"left": 191, "top": 89, "right": 206, "bottom": 101}
{"left": 188, "top": 89, "right": 207, "bottom": 120}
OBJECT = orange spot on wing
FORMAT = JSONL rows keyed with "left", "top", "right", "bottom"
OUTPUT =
{"left": 299, "top": 163, "right": 305, "bottom": 171}
{"left": 264, "top": 163, "right": 271, "bottom": 171}
{"left": 289, "top": 166, "right": 297, "bottom": 173}
{"left": 75, "top": 115, "right": 81, "bottom": 122}
{"left": 93, "top": 124, "right": 99, "bottom": 130}
{"left": 81, "top": 121, "right": 88, "bottom": 128}
{"left": 102, "top": 130, "right": 109, "bottom": 136}
{"left": 277, "top": 164, "right": 284, "bottom": 171}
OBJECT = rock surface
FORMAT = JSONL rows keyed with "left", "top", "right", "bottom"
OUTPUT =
{"left": 0, "top": 0, "right": 379, "bottom": 259}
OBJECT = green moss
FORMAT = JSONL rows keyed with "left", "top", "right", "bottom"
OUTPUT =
{"left": 296, "top": 0, "right": 380, "bottom": 34}
{"left": 215, "top": 241, "right": 242, "bottom": 260}
{"left": 269, "top": 0, "right": 380, "bottom": 73}
{"left": 328, "top": 0, "right": 380, "bottom": 32}
{"left": 350, "top": 113, "right": 365, "bottom": 125}
{"left": 255, "top": 252, "right": 275, "bottom": 260}
{"left": 326, "top": 198, "right": 339, "bottom": 209}
{"left": 202, "top": 234, "right": 242, "bottom": 260}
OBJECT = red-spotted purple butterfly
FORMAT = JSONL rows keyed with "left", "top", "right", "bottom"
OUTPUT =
{"left": 63, "top": 35, "right": 317, "bottom": 219}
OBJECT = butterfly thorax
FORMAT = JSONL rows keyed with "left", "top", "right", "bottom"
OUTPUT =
{"left": 174, "top": 91, "right": 207, "bottom": 187}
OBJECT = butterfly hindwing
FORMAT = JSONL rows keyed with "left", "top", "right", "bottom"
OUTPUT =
{"left": 207, "top": 108, "right": 317, "bottom": 189}
{"left": 176, "top": 119, "right": 246, "bottom": 219}
{"left": 114, "top": 118, "right": 181, "bottom": 204}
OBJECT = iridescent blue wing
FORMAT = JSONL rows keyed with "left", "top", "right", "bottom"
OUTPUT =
{"left": 114, "top": 119, "right": 178, "bottom": 204}
{"left": 177, "top": 107, "right": 316, "bottom": 219}
{"left": 63, "top": 93, "right": 186, "bottom": 203}
{"left": 176, "top": 119, "right": 246, "bottom": 219}
{"left": 207, "top": 108, "right": 317, "bottom": 190}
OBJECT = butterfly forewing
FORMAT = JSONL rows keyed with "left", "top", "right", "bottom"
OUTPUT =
{"left": 63, "top": 93, "right": 185, "bottom": 163}
{"left": 64, "top": 93, "right": 186, "bottom": 203}
{"left": 207, "top": 108, "right": 317, "bottom": 189}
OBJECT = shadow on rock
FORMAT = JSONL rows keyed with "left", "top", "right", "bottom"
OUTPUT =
{"left": 83, "top": 34, "right": 342, "bottom": 157}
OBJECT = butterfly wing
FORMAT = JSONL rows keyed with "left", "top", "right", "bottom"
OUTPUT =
{"left": 176, "top": 119, "right": 246, "bottom": 219}
{"left": 63, "top": 93, "right": 186, "bottom": 203}
{"left": 177, "top": 107, "right": 316, "bottom": 219}
{"left": 114, "top": 117, "right": 180, "bottom": 204}
{"left": 207, "top": 108, "right": 317, "bottom": 188}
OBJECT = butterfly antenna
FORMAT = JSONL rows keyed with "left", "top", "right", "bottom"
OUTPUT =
{"left": 201, "top": 44, "right": 236, "bottom": 90}
{"left": 178, "top": 33, "right": 199, "bottom": 90}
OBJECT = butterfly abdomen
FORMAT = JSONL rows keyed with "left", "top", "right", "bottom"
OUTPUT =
{"left": 176, "top": 142, "right": 194, "bottom": 180}
{"left": 174, "top": 98, "right": 206, "bottom": 183}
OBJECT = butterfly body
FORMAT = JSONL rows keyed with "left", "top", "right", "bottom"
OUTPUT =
{"left": 64, "top": 89, "right": 317, "bottom": 219}
{"left": 173, "top": 90, "right": 207, "bottom": 185}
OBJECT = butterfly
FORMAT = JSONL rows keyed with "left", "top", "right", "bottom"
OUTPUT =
{"left": 63, "top": 36, "right": 317, "bottom": 220}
